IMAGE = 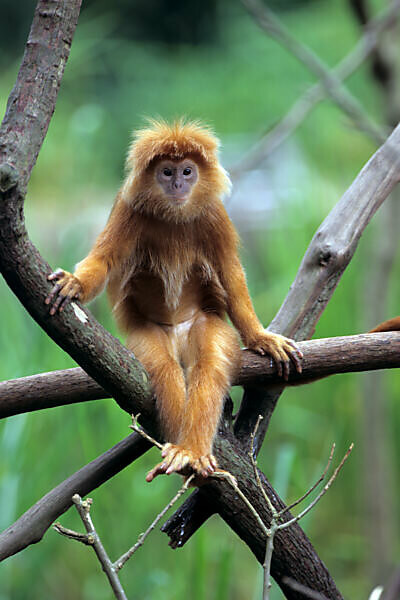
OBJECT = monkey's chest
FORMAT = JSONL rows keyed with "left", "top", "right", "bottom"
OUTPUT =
{"left": 130, "top": 270, "right": 203, "bottom": 325}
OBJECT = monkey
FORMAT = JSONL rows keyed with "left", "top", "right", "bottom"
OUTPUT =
{"left": 45, "top": 118, "right": 306, "bottom": 482}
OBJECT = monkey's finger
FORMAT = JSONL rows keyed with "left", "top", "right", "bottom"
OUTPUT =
{"left": 45, "top": 283, "right": 62, "bottom": 306}
{"left": 198, "top": 456, "right": 215, "bottom": 475}
{"left": 47, "top": 268, "right": 65, "bottom": 282}
{"left": 145, "top": 461, "right": 167, "bottom": 482}
{"left": 281, "top": 359, "right": 290, "bottom": 381}
{"left": 191, "top": 456, "right": 211, "bottom": 478}
{"left": 271, "top": 353, "right": 283, "bottom": 378}
{"left": 58, "top": 281, "right": 81, "bottom": 310}
{"left": 161, "top": 443, "right": 173, "bottom": 458}
{"left": 162, "top": 447, "right": 180, "bottom": 469}
{"left": 209, "top": 454, "right": 218, "bottom": 470}
{"left": 166, "top": 452, "right": 190, "bottom": 475}
{"left": 58, "top": 294, "right": 74, "bottom": 312}
{"left": 49, "top": 292, "right": 68, "bottom": 316}
{"left": 286, "top": 341, "right": 304, "bottom": 373}
{"left": 288, "top": 348, "right": 303, "bottom": 374}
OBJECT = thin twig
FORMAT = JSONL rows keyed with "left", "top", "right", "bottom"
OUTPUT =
{"left": 212, "top": 471, "right": 269, "bottom": 537}
{"left": 249, "top": 415, "right": 277, "bottom": 518}
{"left": 277, "top": 443, "right": 336, "bottom": 519}
{"left": 72, "top": 495, "right": 128, "bottom": 600}
{"left": 130, "top": 414, "right": 162, "bottom": 449}
{"left": 53, "top": 522, "right": 92, "bottom": 545}
{"left": 242, "top": 0, "right": 386, "bottom": 145}
{"left": 278, "top": 444, "right": 354, "bottom": 531}
{"left": 231, "top": 0, "right": 400, "bottom": 179}
{"left": 114, "top": 474, "right": 195, "bottom": 572}
{"left": 282, "top": 576, "right": 329, "bottom": 600}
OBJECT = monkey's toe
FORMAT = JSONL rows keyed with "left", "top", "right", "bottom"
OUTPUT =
{"left": 146, "top": 444, "right": 218, "bottom": 482}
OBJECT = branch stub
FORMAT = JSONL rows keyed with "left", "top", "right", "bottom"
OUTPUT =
{"left": 0, "top": 163, "right": 19, "bottom": 193}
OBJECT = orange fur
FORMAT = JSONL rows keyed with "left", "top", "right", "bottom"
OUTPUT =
{"left": 47, "top": 119, "right": 302, "bottom": 480}
{"left": 369, "top": 317, "right": 400, "bottom": 333}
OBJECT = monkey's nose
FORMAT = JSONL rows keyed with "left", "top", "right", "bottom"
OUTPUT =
{"left": 173, "top": 179, "right": 183, "bottom": 190}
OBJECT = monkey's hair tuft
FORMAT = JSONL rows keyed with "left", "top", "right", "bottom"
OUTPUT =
{"left": 127, "top": 118, "right": 221, "bottom": 175}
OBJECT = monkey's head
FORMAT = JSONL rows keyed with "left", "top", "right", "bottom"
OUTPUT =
{"left": 123, "top": 119, "right": 231, "bottom": 222}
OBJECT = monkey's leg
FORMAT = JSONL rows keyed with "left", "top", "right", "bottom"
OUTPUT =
{"left": 126, "top": 323, "right": 187, "bottom": 481}
{"left": 163, "top": 314, "right": 240, "bottom": 478}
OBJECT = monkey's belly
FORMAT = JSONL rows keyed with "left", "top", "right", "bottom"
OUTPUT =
{"left": 130, "top": 274, "right": 203, "bottom": 325}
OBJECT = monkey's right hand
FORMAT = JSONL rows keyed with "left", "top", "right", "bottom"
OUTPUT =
{"left": 45, "top": 269, "right": 83, "bottom": 315}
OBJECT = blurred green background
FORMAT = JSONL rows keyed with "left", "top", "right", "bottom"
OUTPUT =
{"left": 0, "top": 0, "right": 399, "bottom": 598}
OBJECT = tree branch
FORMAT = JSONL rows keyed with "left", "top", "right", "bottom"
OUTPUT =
{"left": 0, "top": 432, "right": 150, "bottom": 561}
{"left": 230, "top": 0, "right": 400, "bottom": 180}
{"left": 1, "top": 331, "right": 399, "bottom": 418}
{"left": 241, "top": 0, "right": 386, "bottom": 145}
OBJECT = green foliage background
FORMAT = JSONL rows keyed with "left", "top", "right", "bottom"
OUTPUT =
{"left": 0, "top": 1, "right": 399, "bottom": 598}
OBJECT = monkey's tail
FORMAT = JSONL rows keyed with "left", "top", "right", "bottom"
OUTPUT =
{"left": 369, "top": 316, "right": 400, "bottom": 333}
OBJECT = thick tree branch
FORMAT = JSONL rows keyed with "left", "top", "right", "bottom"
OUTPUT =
{"left": 0, "top": 0, "right": 82, "bottom": 190}
{"left": 1, "top": 331, "right": 399, "bottom": 418}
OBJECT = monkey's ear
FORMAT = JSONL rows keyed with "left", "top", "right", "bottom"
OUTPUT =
{"left": 126, "top": 118, "right": 220, "bottom": 176}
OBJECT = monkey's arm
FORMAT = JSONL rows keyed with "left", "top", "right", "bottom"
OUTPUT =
{"left": 46, "top": 197, "right": 133, "bottom": 314}
{"left": 219, "top": 252, "right": 303, "bottom": 379}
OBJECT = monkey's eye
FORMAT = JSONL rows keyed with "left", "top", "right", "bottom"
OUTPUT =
{"left": 163, "top": 168, "right": 173, "bottom": 177}
{"left": 183, "top": 167, "right": 192, "bottom": 176}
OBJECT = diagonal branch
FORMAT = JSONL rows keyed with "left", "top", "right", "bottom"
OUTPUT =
{"left": 241, "top": 0, "right": 387, "bottom": 145}
{"left": 0, "top": 432, "right": 151, "bottom": 561}
{"left": 1, "top": 330, "right": 399, "bottom": 418}
{"left": 230, "top": 0, "right": 400, "bottom": 181}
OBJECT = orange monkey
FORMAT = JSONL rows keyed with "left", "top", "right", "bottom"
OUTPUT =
{"left": 46, "top": 119, "right": 303, "bottom": 481}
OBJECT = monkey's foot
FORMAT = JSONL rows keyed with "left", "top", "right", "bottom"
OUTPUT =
{"left": 247, "top": 331, "right": 303, "bottom": 381}
{"left": 145, "top": 443, "right": 217, "bottom": 482}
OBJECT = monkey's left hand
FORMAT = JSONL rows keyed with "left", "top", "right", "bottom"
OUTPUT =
{"left": 247, "top": 330, "right": 303, "bottom": 381}
{"left": 45, "top": 269, "right": 83, "bottom": 315}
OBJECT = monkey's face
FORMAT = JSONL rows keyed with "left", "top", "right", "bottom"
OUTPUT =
{"left": 155, "top": 159, "right": 198, "bottom": 205}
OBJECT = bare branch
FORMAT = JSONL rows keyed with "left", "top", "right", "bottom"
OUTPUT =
{"left": 1, "top": 330, "right": 399, "bottom": 418}
{"left": 241, "top": 0, "right": 386, "bottom": 145}
{"left": 268, "top": 123, "right": 400, "bottom": 340}
{"left": 278, "top": 444, "right": 354, "bottom": 531}
{"left": 0, "top": 433, "right": 150, "bottom": 561}
{"left": 130, "top": 414, "right": 163, "bottom": 450}
{"left": 231, "top": 0, "right": 400, "bottom": 180}
{"left": 282, "top": 577, "right": 329, "bottom": 600}
{"left": 53, "top": 523, "right": 91, "bottom": 545}
{"left": 277, "top": 443, "right": 336, "bottom": 520}
{"left": 71, "top": 495, "right": 128, "bottom": 600}
{"left": 114, "top": 475, "right": 194, "bottom": 572}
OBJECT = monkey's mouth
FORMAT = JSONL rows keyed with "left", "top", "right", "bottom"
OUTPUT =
{"left": 169, "top": 195, "right": 188, "bottom": 205}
